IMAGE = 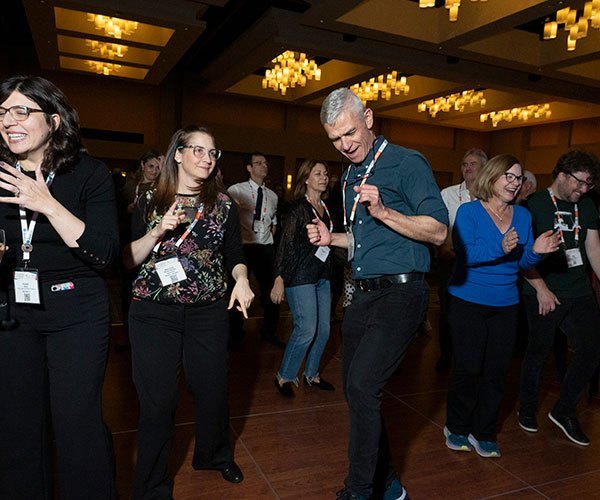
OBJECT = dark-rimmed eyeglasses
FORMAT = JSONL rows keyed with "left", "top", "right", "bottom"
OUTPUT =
{"left": 0, "top": 105, "right": 46, "bottom": 122}
{"left": 566, "top": 171, "right": 595, "bottom": 190}
{"left": 504, "top": 172, "right": 525, "bottom": 184}
{"left": 178, "top": 145, "right": 222, "bottom": 161}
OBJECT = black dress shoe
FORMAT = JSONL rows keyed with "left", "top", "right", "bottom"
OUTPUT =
{"left": 221, "top": 462, "right": 244, "bottom": 483}
{"left": 274, "top": 377, "right": 295, "bottom": 398}
{"left": 303, "top": 376, "right": 335, "bottom": 391}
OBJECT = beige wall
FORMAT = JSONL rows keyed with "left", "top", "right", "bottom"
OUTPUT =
{"left": 32, "top": 71, "right": 600, "bottom": 195}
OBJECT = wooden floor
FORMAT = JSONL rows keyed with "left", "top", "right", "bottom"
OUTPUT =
{"left": 103, "top": 293, "right": 600, "bottom": 500}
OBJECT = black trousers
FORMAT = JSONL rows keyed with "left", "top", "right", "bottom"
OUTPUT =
{"left": 129, "top": 297, "right": 233, "bottom": 500}
{"left": 230, "top": 243, "right": 279, "bottom": 338}
{"left": 446, "top": 295, "right": 518, "bottom": 441}
{"left": 519, "top": 294, "right": 600, "bottom": 417}
{"left": 342, "top": 280, "right": 428, "bottom": 498}
{"left": 0, "top": 276, "right": 116, "bottom": 500}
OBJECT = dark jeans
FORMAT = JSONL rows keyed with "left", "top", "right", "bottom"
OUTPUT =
{"left": 230, "top": 243, "right": 279, "bottom": 338}
{"left": 446, "top": 295, "right": 518, "bottom": 441}
{"left": 342, "top": 280, "right": 428, "bottom": 498}
{"left": 519, "top": 294, "right": 600, "bottom": 417}
{"left": 129, "top": 298, "right": 233, "bottom": 500}
{"left": 0, "top": 277, "right": 116, "bottom": 500}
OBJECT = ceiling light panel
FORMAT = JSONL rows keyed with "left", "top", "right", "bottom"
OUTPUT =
{"left": 54, "top": 7, "right": 174, "bottom": 47}
{"left": 57, "top": 35, "right": 160, "bottom": 66}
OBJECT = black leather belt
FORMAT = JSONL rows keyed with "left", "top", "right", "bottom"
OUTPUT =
{"left": 355, "top": 272, "right": 425, "bottom": 292}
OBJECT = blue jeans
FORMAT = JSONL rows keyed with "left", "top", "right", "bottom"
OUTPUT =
{"left": 278, "top": 279, "right": 331, "bottom": 381}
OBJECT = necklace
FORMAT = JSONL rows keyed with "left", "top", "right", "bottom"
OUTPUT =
{"left": 485, "top": 201, "right": 509, "bottom": 222}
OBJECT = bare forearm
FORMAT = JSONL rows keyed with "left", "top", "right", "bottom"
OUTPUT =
{"left": 231, "top": 263, "right": 249, "bottom": 283}
{"left": 330, "top": 232, "right": 349, "bottom": 248}
{"left": 522, "top": 267, "right": 548, "bottom": 292}
{"left": 375, "top": 207, "right": 447, "bottom": 246}
{"left": 123, "top": 228, "right": 162, "bottom": 269}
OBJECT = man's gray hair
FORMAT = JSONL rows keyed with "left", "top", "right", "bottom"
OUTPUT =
{"left": 523, "top": 169, "right": 537, "bottom": 190}
{"left": 320, "top": 88, "right": 364, "bottom": 125}
{"left": 462, "top": 148, "right": 488, "bottom": 166}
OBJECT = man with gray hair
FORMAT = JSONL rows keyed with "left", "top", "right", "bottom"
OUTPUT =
{"left": 307, "top": 88, "right": 448, "bottom": 500}
{"left": 517, "top": 170, "right": 537, "bottom": 204}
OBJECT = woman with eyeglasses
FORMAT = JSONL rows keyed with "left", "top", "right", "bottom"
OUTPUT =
{"left": 123, "top": 125, "right": 254, "bottom": 498}
{"left": 0, "top": 75, "right": 119, "bottom": 498}
{"left": 443, "top": 154, "right": 560, "bottom": 459}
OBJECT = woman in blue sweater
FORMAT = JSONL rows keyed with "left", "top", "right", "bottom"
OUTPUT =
{"left": 444, "top": 154, "right": 560, "bottom": 458}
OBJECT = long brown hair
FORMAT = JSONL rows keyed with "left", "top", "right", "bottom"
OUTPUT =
{"left": 147, "top": 125, "right": 225, "bottom": 217}
{"left": 293, "top": 159, "right": 328, "bottom": 200}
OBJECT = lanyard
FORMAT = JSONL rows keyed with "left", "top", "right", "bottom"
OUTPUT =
{"left": 548, "top": 188, "right": 579, "bottom": 245}
{"left": 342, "top": 139, "right": 388, "bottom": 229}
{"left": 306, "top": 196, "right": 333, "bottom": 232}
{"left": 152, "top": 204, "right": 204, "bottom": 254}
{"left": 458, "top": 182, "right": 470, "bottom": 205}
{"left": 16, "top": 163, "right": 56, "bottom": 263}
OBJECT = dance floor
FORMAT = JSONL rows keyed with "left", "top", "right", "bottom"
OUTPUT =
{"left": 104, "top": 286, "right": 600, "bottom": 499}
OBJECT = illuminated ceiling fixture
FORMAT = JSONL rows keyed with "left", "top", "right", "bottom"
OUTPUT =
{"left": 87, "top": 13, "right": 139, "bottom": 39}
{"left": 350, "top": 71, "right": 410, "bottom": 104}
{"left": 480, "top": 104, "right": 552, "bottom": 127}
{"left": 418, "top": 89, "right": 486, "bottom": 117}
{"left": 261, "top": 51, "right": 321, "bottom": 96}
{"left": 85, "top": 40, "right": 128, "bottom": 59}
{"left": 419, "top": 0, "right": 488, "bottom": 22}
{"left": 543, "top": 1, "right": 600, "bottom": 52}
{"left": 86, "top": 60, "right": 122, "bottom": 76}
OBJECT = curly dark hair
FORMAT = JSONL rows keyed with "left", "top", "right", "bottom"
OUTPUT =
{"left": 552, "top": 150, "right": 600, "bottom": 181}
{"left": 148, "top": 125, "right": 225, "bottom": 217}
{"left": 0, "top": 75, "right": 84, "bottom": 173}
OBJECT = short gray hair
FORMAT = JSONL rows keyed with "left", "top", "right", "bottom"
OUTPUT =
{"left": 462, "top": 148, "right": 488, "bottom": 166}
{"left": 320, "top": 88, "right": 364, "bottom": 125}
{"left": 523, "top": 169, "right": 537, "bottom": 190}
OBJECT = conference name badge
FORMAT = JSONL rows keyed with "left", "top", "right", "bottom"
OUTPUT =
{"left": 14, "top": 268, "right": 41, "bottom": 304}
{"left": 155, "top": 256, "right": 187, "bottom": 286}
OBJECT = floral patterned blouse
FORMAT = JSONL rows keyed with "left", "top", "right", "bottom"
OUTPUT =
{"left": 130, "top": 190, "right": 245, "bottom": 305}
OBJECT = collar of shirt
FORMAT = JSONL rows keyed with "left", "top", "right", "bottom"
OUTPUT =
{"left": 248, "top": 178, "right": 264, "bottom": 190}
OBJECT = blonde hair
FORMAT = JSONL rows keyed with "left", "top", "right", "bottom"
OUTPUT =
{"left": 471, "top": 154, "right": 520, "bottom": 202}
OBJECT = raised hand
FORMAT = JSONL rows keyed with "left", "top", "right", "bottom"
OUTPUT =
{"left": 307, "top": 217, "right": 332, "bottom": 246}
{"left": 533, "top": 229, "right": 561, "bottom": 255}
{"left": 150, "top": 200, "right": 186, "bottom": 239}
{"left": 502, "top": 227, "right": 519, "bottom": 254}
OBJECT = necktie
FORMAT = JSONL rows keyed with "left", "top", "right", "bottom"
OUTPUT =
{"left": 254, "top": 186, "right": 263, "bottom": 221}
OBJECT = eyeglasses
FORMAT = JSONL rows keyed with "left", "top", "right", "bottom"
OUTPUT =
{"left": 504, "top": 172, "right": 525, "bottom": 184}
{"left": 0, "top": 105, "right": 46, "bottom": 122}
{"left": 567, "top": 171, "right": 595, "bottom": 190}
{"left": 178, "top": 145, "right": 222, "bottom": 161}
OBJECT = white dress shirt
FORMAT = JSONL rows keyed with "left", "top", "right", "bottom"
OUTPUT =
{"left": 228, "top": 179, "right": 278, "bottom": 245}
{"left": 441, "top": 181, "right": 473, "bottom": 230}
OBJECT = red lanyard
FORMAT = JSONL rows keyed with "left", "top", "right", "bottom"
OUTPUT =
{"left": 548, "top": 188, "right": 579, "bottom": 245}
{"left": 342, "top": 139, "right": 388, "bottom": 229}
{"left": 306, "top": 196, "right": 333, "bottom": 232}
{"left": 152, "top": 204, "right": 204, "bottom": 254}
